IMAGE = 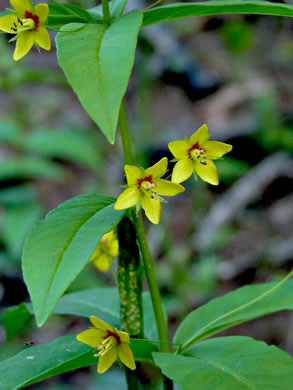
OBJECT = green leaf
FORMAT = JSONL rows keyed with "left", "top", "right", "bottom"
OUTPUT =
{"left": 0, "top": 157, "right": 65, "bottom": 180}
{"left": 3, "top": 304, "right": 32, "bottom": 342}
{"left": 49, "top": 3, "right": 92, "bottom": 21}
{"left": 25, "top": 129, "right": 101, "bottom": 174}
{"left": 0, "top": 335, "right": 156, "bottom": 389}
{"left": 0, "top": 186, "right": 37, "bottom": 206}
{"left": 111, "top": 0, "right": 128, "bottom": 19}
{"left": 22, "top": 194, "right": 126, "bottom": 326}
{"left": 154, "top": 336, "right": 293, "bottom": 390}
{"left": 4, "top": 289, "right": 159, "bottom": 341}
{"left": 56, "top": 10, "right": 142, "bottom": 144}
{"left": 143, "top": 0, "right": 293, "bottom": 27}
{"left": 174, "top": 276, "right": 293, "bottom": 351}
{"left": 0, "top": 121, "right": 23, "bottom": 147}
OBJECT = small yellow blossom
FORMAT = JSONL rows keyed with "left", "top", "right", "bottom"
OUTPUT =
{"left": 76, "top": 316, "right": 136, "bottom": 374}
{"left": 168, "top": 124, "right": 232, "bottom": 185}
{"left": 114, "top": 157, "right": 185, "bottom": 224}
{"left": 0, "top": 0, "right": 51, "bottom": 61}
{"left": 90, "top": 230, "right": 118, "bottom": 272}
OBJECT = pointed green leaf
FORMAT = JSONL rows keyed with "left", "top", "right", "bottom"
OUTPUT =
{"left": 143, "top": 1, "right": 293, "bottom": 27}
{"left": 56, "top": 10, "right": 143, "bottom": 144}
{"left": 0, "top": 335, "right": 156, "bottom": 390}
{"left": 154, "top": 336, "right": 293, "bottom": 390}
{"left": 22, "top": 194, "right": 126, "bottom": 326}
{"left": 4, "top": 289, "right": 160, "bottom": 341}
{"left": 174, "top": 277, "right": 293, "bottom": 351}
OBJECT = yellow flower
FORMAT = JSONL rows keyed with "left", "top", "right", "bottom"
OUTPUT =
{"left": 76, "top": 316, "right": 136, "bottom": 374}
{"left": 114, "top": 157, "right": 185, "bottom": 224}
{"left": 168, "top": 124, "right": 232, "bottom": 185}
{"left": 89, "top": 230, "right": 118, "bottom": 272}
{"left": 0, "top": 0, "right": 51, "bottom": 61}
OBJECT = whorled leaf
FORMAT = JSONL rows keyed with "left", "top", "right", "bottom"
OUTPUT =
{"left": 22, "top": 194, "right": 126, "bottom": 326}
{"left": 143, "top": 0, "right": 293, "bottom": 27}
{"left": 56, "top": 10, "right": 142, "bottom": 144}
{"left": 154, "top": 336, "right": 293, "bottom": 390}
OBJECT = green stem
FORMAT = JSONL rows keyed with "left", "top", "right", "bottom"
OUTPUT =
{"left": 101, "top": 0, "right": 111, "bottom": 24}
{"left": 118, "top": 102, "right": 173, "bottom": 390}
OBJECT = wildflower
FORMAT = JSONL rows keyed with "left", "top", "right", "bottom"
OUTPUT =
{"left": 0, "top": 0, "right": 51, "bottom": 61}
{"left": 168, "top": 124, "right": 232, "bottom": 185}
{"left": 76, "top": 316, "right": 136, "bottom": 373}
{"left": 89, "top": 230, "right": 118, "bottom": 272}
{"left": 114, "top": 157, "right": 185, "bottom": 224}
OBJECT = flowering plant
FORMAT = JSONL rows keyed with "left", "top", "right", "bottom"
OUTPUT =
{"left": 1, "top": 1, "right": 293, "bottom": 390}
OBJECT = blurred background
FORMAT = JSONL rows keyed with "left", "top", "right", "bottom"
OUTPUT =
{"left": 0, "top": 0, "right": 293, "bottom": 388}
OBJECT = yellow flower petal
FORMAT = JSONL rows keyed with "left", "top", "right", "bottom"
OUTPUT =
{"left": 117, "top": 343, "right": 136, "bottom": 370}
{"left": 34, "top": 3, "right": 49, "bottom": 24}
{"left": 93, "top": 253, "right": 111, "bottom": 272}
{"left": 10, "top": 0, "right": 32, "bottom": 15}
{"left": 98, "top": 347, "right": 117, "bottom": 373}
{"left": 13, "top": 31, "right": 34, "bottom": 61}
{"left": 168, "top": 140, "right": 188, "bottom": 159}
{"left": 154, "top": 179, "right": 185, "bottom": 196}
{"left": 114, "top": 187, "right": 140, "bottom": 210}
{"left": 171, "top": 158, "right": 194, "bottom": 183}
{"left": 194, "top": 159, "right": 219, "bottom": 185}
{"left": 76, "top": 328, "right": 105, "bottom": 348}
{"left": 189, "top": 124, "right": 210, "bottom": 147}
{"left": 34, "top": 26, "right": 51, "bottom": 51}
{"left": 204, "top": 141, "right": 233, "bottom": 159}
{"left": 117, "top": 329, "right": 130, "bottom": 343}
{"left": 141, "top": 195, "right": 161, "bottom": 224}
{"left": 144, "top": 157, "right": 168, "bottom": 179}
{"left": 90, "top": 315, "right": 116, "bottom": 332}
{"left": 109, "top": 239, "right": 119, "bottom": 257}
{"left": 0, "top": 14, "right": 19, "bottom": 33}
{"left": 125, "top": 165, "right": 143, "bottom": 186}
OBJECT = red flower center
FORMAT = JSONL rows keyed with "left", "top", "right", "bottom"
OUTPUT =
{"left": 25, "top": 11, "right": 39, "bottom": 30}
{"left": 104, "top": 330, "right": 121, "bottom": 345}
{"left": 137, "top": 175, "right": 153, "bottom": 189}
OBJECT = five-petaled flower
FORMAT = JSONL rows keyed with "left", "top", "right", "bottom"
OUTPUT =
{"left": 0, "top": 0, "right": 51, "bottom": 61}
{"left": 89, "top": 230, "right": 118, "bottom": 272}
{"left": 168, "top": 124, "right": 232, "bottom": 185}
{"left": 114, "top": 157, "right": 185, "bottom": 224}
{"left": 76, "top": 316, "right": 136, "bottom": 374}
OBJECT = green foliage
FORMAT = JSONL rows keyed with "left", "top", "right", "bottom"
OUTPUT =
{"left": 0, "top": 335, "right": 156, "bottom": 390}
{"left": 3, "top": 289, "right": 159, "bottom": 341}
{"left": 56, "top": 10, "right": 143, "bottom": 144}
{"left": 25, "top": 128, "right": 101, "bottom": 174}
{"left": 3, "top": 205, "right": 43, "bottom": 259}
{"left": 154, "top": 336, "right": 293, "bottom": 390}
{"left": 174, "top": 277, "right": 293, "bottom": 351}
{"left": 22, "top": 194, "right": 126, "bottom": 326}
{"left": 142, "top": 1, "right": 293, "bottom": 27}
{"left": 3, "top": 304, "right": 33, "bottom": 342}
{"left": 0, "top": 157, "right": 65, "bottom": 180}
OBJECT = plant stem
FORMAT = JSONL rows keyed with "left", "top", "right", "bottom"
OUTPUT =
{"left": 101, "top": 0, "right": 111, "bottom": 24}
{"left": 118, "top": 102, "right": 173, "bottom": 390}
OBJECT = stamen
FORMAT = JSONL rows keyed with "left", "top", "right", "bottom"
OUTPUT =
{"left": 13, "top": 22, "right": 17, "bottom": 28}
{"left": 200, "top": 161, "right": 207, "bottom": 165}
{"left": 11, "top": 27, "right": 17, "bottom": 32}
{"left": 151, "top": 183, "right": 155, "bottom": 188}
{"left": 203, "top": 155, "right": 207, "bottom": 158}
{"left": 17, "top": 17, "right": 23, "bottom": 25}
